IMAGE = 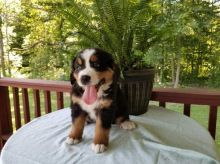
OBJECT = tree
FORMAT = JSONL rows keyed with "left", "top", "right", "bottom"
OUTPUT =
{"left": 0, "top": 14, "right": 6, "bottom": 77}
{"left": 146, "top": 0, "right": 220, "bottom": 88}
{"left": 0, "top": 0, "right": 21, "bottom": 77}
{"left": 6, "top": 0, "right": 220, "bottom": 88}
{"left": 10, "top": 0, "right": 71, "bottom": 79}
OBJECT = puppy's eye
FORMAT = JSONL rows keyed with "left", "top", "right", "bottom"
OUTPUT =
{"left": 93, "top": 62, "right": 100, "bottom": 68}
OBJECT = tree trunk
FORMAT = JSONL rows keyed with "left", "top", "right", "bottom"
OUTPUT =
{"left": 4, "top": 0, "right": 11, "bottom": 76}
{"left": 174, "top": 55, "right": 180, "bottom": 88}
{"left": 0, "top": 16, "right": 6, "bottom": 77}
{"left": 171, "top": 57, "right": 175, "bottom": 85}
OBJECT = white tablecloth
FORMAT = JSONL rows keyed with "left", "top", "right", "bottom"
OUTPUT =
{"left": 1, "top": 106, "right": 220, "bottom": 164}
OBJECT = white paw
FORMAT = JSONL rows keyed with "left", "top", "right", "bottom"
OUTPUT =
{"left": 120, "top": 120, "right": 136, "bottom": 130}
{"left": 91, "top": 143, "right": 107, "bottom": 153}
{"left": 65, "top": 137, "right": 80, "bottom": 145}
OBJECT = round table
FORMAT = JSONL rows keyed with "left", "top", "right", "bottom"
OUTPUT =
{"left": 1, "top": 106, "right": 219, "bottom": 164}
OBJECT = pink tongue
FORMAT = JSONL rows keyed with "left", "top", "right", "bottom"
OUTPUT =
{"left": 82, "top": 85, "right": 97, "bottom": 105}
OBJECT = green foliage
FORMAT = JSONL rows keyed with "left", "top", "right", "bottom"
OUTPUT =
{"left": 146, "top": 0, "right": 220, "bottom": 87}
{"left": 2, "top": 0, "right": 220, "bottom": 87}
{"left": 9, "top": 0, "right": 72, "bottom": 79}
{"left": 56, "top": 0, "right": 156, "bottom": 71}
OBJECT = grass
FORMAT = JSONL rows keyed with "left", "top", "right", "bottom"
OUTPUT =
{"left": 8, "top": 89, "right": 220, "bottom": 151}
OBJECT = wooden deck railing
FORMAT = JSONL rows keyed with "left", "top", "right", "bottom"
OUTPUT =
{"left": 0, "top": 77, "right": 220, "bottom": 151}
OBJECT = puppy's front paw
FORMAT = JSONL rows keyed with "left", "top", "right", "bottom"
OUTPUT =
{"left": 120, "top": 120, "right": 136, "bottom": 130}
{"left": 91, "top": 143, "right": 107, "bottom": 153}
{"left": 65, "top": 137, "right": 81, "bottom": 145}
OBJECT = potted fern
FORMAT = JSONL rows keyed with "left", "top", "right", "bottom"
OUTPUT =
{"left": 60, "top": 0, "right": 155, "bottom": 115}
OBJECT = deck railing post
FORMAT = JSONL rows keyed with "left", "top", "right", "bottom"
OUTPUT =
{"left": 208, "top": 106, "right": 218, "bottom": 139}
{"left": 0, "top": 86, "right": 13, "bottom": 150}
{"left": 184, "top": 104, "right": 191, "bottom": 117}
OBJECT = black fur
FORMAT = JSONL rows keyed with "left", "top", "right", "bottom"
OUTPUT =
{"left": 99, "top": 107, "right": 114, "bottom": 129}
{"left": 71, "top": 102, "right": 87, "bottom": 122}
{"left": 90, "top": 48, "right": 114, "bottom": 71}
{"left": 70, "top": 58, "right": 76, "bottom": 85}
{"left": 71, "top": 83, "right": 83, "bottom": 97}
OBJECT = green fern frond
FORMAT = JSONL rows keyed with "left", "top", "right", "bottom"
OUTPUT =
{"left": 63, "top": 0, "right": 93, "bottom": 24}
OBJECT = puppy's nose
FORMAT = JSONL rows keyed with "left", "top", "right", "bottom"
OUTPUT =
{"left": 81, "top": 75, "right": 91, "bottom": 85}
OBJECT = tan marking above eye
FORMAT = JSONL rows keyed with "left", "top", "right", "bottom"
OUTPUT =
{"left": 90, "top": 54, "right": 98, "bottom": 62}
{"left": 76, "top": 58, "right": 82, "bottom": 65}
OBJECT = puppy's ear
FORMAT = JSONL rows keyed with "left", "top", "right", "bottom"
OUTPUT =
{"left": 113, "top": 64, "right": 121, "bottom": 82}
{"left": 70, "top": 57, "right": 76, "bottom": 85}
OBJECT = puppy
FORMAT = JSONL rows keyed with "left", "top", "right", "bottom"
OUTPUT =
{"left": 66, "top": 48, "right": 136, "bottom": 153}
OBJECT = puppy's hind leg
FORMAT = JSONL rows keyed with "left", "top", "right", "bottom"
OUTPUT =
{"left": 116, "top": 116, "right": 136, "bottom": 130}
{"left": 120, "top": 119, "right": 136, "bottom": 130}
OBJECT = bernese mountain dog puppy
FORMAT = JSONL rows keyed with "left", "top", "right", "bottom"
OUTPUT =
{"left": 66, "top": 48, "right": 136, "bottom": 153}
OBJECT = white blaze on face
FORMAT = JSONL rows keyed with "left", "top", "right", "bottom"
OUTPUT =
{"left": 78, "top": 49, "right": 99, "bottom": 87}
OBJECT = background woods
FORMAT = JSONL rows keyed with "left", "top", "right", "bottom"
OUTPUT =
{"left": 0, "top": 0, "right": 220, "bottom": 88}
